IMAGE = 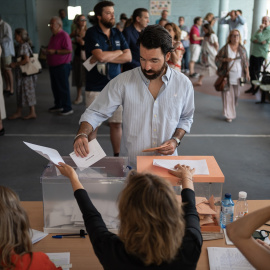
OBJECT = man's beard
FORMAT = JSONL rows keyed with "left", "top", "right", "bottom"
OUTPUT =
{"left": 141, "top": 60, "right": 166, "bottom": 80}
{"left": 100, "top": 17, "right": 115, "bottom": 28}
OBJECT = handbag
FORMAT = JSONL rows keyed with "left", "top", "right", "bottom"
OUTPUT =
{"left": 19, "top": 48, "right": 42, "bottom": 76}
{"left": 214, "top": 59, "right": 236, "bottom": 92}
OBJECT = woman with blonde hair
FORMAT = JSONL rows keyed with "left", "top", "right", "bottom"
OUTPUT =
{"left": 215, "top": 29, "right": 250, "bottom": 122}
{"left": 0, "top": 186, "right": 61, "bottom": 269}
{"left": 165, "top": 22, "right": 185, "bottom": 72}
{"left": 9, "top": 28, "right": 38, "bottom": 120}
{"left": 56, "top": 162, "right": 202, "bottom": 269}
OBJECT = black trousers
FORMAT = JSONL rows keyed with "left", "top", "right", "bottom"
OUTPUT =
{"left": 249, "top": 55, "right": 265, "bottom": 88}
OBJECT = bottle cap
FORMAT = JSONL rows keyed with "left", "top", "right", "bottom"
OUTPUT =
{"left": 239, "top": 191, "right": 247, "bottom": 198}
{"left": 225, "top": 193, "right": 231, "bottom": 198}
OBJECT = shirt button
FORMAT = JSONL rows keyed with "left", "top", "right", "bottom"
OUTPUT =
{"left": 153, "top": 129, "right": 156, "bottom": 132}
{"left": 154, "top": 114, "right": 157, "bottom": 118}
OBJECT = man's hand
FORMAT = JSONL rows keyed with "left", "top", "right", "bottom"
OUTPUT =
{"left": 260, "top": 24, "right": 266, "bottom": 31}
{"left": 243, "top": 40, "right": 247, "bottom": 45}
{"left": 262, "top": 40, "right": 266, "bottom": 45}
{"left": 74, "top": 136, "right": 89, "bottom": 157}
{"left": 157, "top": 139, "right": 177, "bottom": 155}
{"left": 90, "top": 55, "right": 97, "bottom": 64}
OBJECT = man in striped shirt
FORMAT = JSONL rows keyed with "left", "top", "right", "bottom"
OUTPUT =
{"left": 73, "top": 25, "right": 195, "bottom": 168}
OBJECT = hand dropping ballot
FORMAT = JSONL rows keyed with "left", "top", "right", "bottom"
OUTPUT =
{"left": 70, "top": 139, "right": 106, "bottom": 170}
{"left": 23, "top": 139, "right": 106, "bottom": 173}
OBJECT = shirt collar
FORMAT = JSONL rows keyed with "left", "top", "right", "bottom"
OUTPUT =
{"left": 96, "top": 24, "right": 115, "bottom": 37}
{"left": 138, "top": 64, "right": 171, "bottom": 86}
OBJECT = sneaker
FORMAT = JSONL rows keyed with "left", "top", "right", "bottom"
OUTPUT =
{"left": 49, "top": 106, "right": 63, "bottom": 113}
{"left": 59, "top": 109, "right": 74, "bottom": 116}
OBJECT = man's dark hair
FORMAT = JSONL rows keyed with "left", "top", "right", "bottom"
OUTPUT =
{"left": 94, "top": 1, "right": 114, "bottom": 17}
{"left": 132, "top": 8, "right": 148, "bottom": 23}
{"left": 194, "top": 16, "right": 202, "bottom": 25}
{"left": 237, "top": 9, "right": 242, "bottom": 15}
{"left": 58, "top": 9, "right": 65, "bottom": 14}
{"left": 179, "top": 16, "right": 184, "bottom": 20}
{"left": 137, "top": 25, "right": 174, "bottom": 55}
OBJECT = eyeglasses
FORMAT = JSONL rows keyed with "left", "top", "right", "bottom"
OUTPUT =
{"left": 252, "top": 230, "right": 270, "bottom": 240}
{"left": 80, "top": 19, "right": 87, "bottom": 21}
{"left": 231, "top": 34, "right": 240, "bottom": 37}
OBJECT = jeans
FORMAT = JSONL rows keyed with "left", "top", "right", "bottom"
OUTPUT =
{"left": 182, "top": 46, "right": 190, "bottom": 70}
{"left": 49, "top": 63, "right": 72, "bottom": 111}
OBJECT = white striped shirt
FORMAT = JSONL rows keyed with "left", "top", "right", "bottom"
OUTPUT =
{"left": 80, "top": 66, "right": 195, "bottom": 168}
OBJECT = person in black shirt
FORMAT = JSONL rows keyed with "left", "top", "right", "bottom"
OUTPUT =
{"left": 56, "top": 162, "right": 202, "bottom": 270}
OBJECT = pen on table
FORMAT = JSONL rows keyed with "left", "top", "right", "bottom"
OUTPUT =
{"left": 52, "top": 229, "right": 87, "bottom": 239}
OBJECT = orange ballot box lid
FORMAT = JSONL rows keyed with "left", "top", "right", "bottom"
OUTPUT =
{"left": 137, "top": 156, "right": 224, "bottom": 185}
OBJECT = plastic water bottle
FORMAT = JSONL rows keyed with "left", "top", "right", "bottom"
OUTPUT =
{"left": 234, "top": 191, "right": 248, "bottom": 221}
{"left": 220, "top": 193, "right": 234, "bottom": 229}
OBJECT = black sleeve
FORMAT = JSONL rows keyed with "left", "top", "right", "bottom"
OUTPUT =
{"left": 181, "top": 188, "right": 203, "bottom": 246}
{"left": 74, "top": 189, "right": 115, "bottom": 244}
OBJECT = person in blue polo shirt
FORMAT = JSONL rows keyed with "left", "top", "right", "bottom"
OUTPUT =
{"left": 122, "top": 8, "right": 149, "bottom": 72}
{"left": 84, "top": 1, "right": 131, "bottom": 157}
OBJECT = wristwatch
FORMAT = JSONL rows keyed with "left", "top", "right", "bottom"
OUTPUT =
{"left": 171, "top": 137, "right": 181, "bottom": 147}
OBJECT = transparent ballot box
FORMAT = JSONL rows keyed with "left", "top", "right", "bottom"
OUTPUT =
{"left": 137, "top": 156, "right": 224, "bottom": 232}
{"left": 41, "top": 156, "right": 129, "bottom": 233}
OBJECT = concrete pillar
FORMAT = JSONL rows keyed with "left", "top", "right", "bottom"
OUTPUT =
{"left": 251, "top": 0, "right": 268, "bottom": 36}
{"left": 218, "top": 0, "right": 230, "bottom": 49}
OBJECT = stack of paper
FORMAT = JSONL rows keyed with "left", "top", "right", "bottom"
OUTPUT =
{"left": 196, "top": 195, "right": 217, "bottom": 226}
{"left": 30, "top": 229, "right": 48, "bottom": 244}
{"left": 46, "top": 252, "right": 71, "bottom": 270}
{"left": 207, "top": 247, "right": 255, "bottom": 269}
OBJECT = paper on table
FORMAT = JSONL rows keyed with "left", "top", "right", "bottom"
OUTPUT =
{"left": 196, "top": 197, "right": 208, "bottom": 205}
{"left": 83, "top": 56, "right": 97, "bottom": 71}
{"left": 153, "top": 159, "right": 209, "bottom": 175}
{"left": 223, "top": 229, "right": 234, "bottom": 245}
{"left": 24, "top": 141, "right": 65, "bottom": 176}
{"left": 207, "top": 247, "right": 255, "bottom": 270}
{"left": 70, "top": 139, "right": 106, "bottom": 170}
{"left": 46, "top": 252, "right": 71, "bottom": 270}
{"left": 30, "top": 229, "right": 48, "bottom": 244}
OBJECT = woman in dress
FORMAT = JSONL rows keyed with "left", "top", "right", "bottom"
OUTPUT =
{"left": 193, "top": 24, "right": 219, "bottom": 86}
{"left": 56, "top": 162, "right": 202, "bottom": 269}
{"left": 215, "top": 29, "right": 250, "bottom": 122}
{"left": 0, "top": 186, "right": 62, "bottom": 269}
{"left": 9, "top": 28, "right": 37, "bottom": 120}
{"left": 70, "top": 14, "right": 87, "bottom": 105}
{"left": 164, "top": 23, "right": 185, "bottom": 72}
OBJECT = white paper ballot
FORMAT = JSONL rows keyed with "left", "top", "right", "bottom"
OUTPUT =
{"left": 24, "top": 141, "right": 65, "bottom": 165}
{"left": 207, "top": 247, "right": 255, "bottom": 270}
{"left": 70, "top": 139, "right": 106, "bottom": 170}
{"left": 153, "top": 159, "right": 209, "bottom": 175}
{"left": 83, "top": 56, "right": 97, "bottom": 71}
{"left": 30, "top": 229, "right": 48, "bottom": 244}
{"left": 46, "top": 252, "right": 71, "bottom": 270}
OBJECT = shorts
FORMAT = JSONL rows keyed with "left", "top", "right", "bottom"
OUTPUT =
{"left": 190, "top": 44, "right": 201, "bottom": 62}
{"left": 1, "top": 55, "right": 12, "bottom": 68}
{"left": 85, "top": 91, "right": 123, "bottom": 123}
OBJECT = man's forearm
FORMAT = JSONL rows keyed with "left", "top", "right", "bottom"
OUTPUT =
{"left": 77, "top": 121, "right": 94, "bottom": 136}
{"left": 109, "top": 49, "right": 132, "bottom": 64}
{"left": 172, "top": 128, "right": 186, "bottom": 140}
{"left": 93, "top": 50, "right": 123, "bottom": 63}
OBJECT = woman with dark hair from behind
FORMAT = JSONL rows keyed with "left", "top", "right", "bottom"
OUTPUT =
{"left": 56, "top": 161, "right": 202, "bottom": 269}
{"left": 8, "top": 28, "right": 38, "bottom": 120}
{"left": 0, "top": 186, "right": 62, "bottom": 269}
